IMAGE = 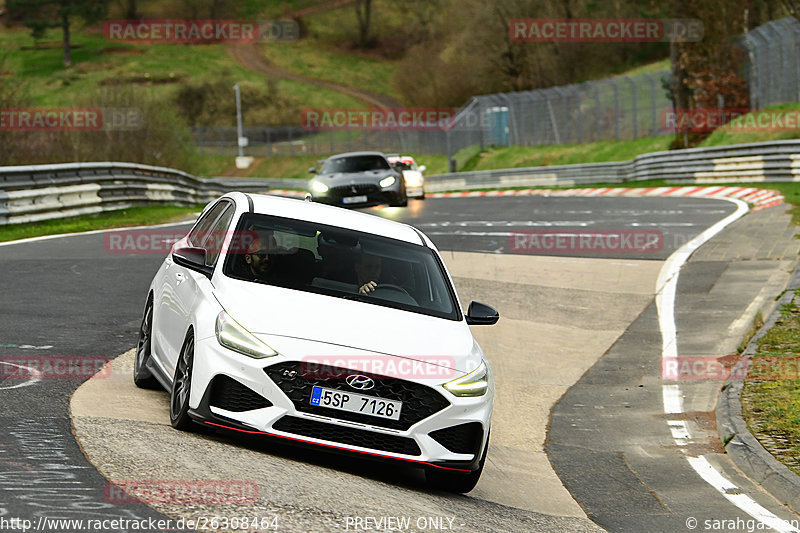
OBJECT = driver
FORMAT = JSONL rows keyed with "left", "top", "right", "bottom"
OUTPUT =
{"left": 243, "top": 232, "right": 279, "bottom": 282}
{"left": 355, "top": 252, "right": 382, "bottom": 295}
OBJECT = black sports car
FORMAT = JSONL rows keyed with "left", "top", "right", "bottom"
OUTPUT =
{"left": 308, "top": 151, "right": 408, "bottom": 208}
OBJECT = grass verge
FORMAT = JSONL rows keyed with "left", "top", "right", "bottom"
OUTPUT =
{"left": 461, "top": 136, "right": 673, "bottom": 171}
{"left": 0, "top": 205, "right": 202, "bottom": 243}
{"left": 741, "top": 290, "right": 800, "bottom": 476}
{"left": 1, "top": 27, "right": 363, "bottom": 110}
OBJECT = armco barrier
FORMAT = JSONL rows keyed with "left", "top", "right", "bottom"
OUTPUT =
{"left": 0, "top": 162, "right": 274, "bottom": 225}
{"left": 4, "top": 140, "right": 800, "bottom": 224}
{"left": 425, "top": 140, "right": 800, "bottom": 192}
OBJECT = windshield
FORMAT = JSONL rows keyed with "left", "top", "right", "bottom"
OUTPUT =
{"left": 321, "top": 155, "right": 391, "bottom": 174}
{"left": 223, "top": 213, "right": 460, "bottom": 321}
{"left": 388, "top": 157, "right": 417, "bottom": 171}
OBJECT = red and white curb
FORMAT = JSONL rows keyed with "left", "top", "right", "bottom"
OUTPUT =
{"left": 268, "top": 189, "right": 307, "bottom": 199}
{"left": 428, "top": 186, "right": 784, "bottom": 211}
{"left": 267, "top": 186, "right": 785, "bottom": 212}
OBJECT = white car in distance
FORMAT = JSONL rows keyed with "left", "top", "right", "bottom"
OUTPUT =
{"left": 387, "top": 154, "right": 426, "bottom": 199}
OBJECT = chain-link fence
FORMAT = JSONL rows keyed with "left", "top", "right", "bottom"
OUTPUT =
{"left": 194, "top": 125, "right": 459, "bottom": 156}
{"left": 447, "top": 70, "right": 672, "bottom": 151}
{"left": 196, "top": 17, "right": 800, "bottom": 162}
{"left": 194, "top": 68, "right": 673, "bottom": 161}
{"left": 740, "top": 17, "right": 800, "bottom": 110}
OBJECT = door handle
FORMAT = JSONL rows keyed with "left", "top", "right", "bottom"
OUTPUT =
{"left": 175, "top": 272, "right": 186, "bottom": 286}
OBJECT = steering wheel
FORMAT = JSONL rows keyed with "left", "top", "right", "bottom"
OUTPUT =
{"left": 371, "top": 283, "right": 411, "bottom": 296}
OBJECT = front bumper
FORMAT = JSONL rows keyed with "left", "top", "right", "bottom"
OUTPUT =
{"left": 309, "top": 182, "right": 404, "bottom": 207}
{"left": 188, "top": 338, "right": 492, "bottom": 472}
{"left": 406, "top": 185, "right": 424, "bottom": 198}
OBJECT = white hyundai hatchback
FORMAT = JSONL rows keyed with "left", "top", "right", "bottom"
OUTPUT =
{"left": 134, "top": 192, "right": 499, "bottom": 492}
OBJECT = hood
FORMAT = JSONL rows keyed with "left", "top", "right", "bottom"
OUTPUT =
{"left": 213, "top": 280, "right": 479, "bottom": 373}
{"left": 316, "top": 170, "right": 396, "bottom": 186}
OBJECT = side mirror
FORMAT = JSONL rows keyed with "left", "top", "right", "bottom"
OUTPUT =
{"left": 465, "top": 301, "right": 499, "bottom": 325}
{"left": 172, "top": 246, "right": 213, "bottom": 278}
{"left": 308, "top": 167, "right": 318, "bottom": 174}
{"left": 418, "top": 165, "right": 427, "bottom": 172}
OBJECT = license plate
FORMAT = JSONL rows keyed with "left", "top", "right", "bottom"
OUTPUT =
{"left": 342, "top": 195, "right": 367, "bottom": 204}
{"left": 310, "top": 386, "right": 402, "bottom": 420}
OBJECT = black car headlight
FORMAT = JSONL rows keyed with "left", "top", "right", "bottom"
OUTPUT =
{"left": 310, "top": 180, "right": 329, "bottom": 194}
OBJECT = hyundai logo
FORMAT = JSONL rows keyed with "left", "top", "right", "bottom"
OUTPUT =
{"left": 346, "top": 374, "right": 375, "bottom": 391}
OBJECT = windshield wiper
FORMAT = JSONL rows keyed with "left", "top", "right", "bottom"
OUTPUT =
{"left": 332, "top": 293, "right": 362, "bottom": 302}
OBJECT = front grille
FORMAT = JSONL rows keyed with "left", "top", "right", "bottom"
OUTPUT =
{"left": 429, "top": 423, "right": 484, "bottom": 455}
{"left": 330, "top": 183, "right": 380, "bottom": 197}
{"left": 272, "top": 416, "right": 421, "bottom": 456}
{"left": 208, "top": 375, "right": 272, "bottom": 412}
{"left": 264, "top": 361, "right": 450, "bottom": 430}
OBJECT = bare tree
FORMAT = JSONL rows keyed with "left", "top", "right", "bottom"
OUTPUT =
{"left": 355, "top": 0, "right": 372, "bottom": 47}
{"left": 392, "top": 0, "right": 447, "bottom": 43}
{"left": 670, "top": 0, "right": 749, "bottom": 147}
{"left": 124, "top": 0, "right": 137, "bottom": 18}
{"left": 780, "top": 0, "right": 800, "bottom": 18}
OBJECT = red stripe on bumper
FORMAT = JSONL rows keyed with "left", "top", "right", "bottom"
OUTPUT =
{"left": 203, "top": 421, "right": 472, "bottom": 472}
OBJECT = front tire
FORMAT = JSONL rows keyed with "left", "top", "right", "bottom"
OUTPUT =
{"left": 390, "top": 194, "right": 408, "bottom": 207}
{"left": 133, "top": 296, "right": 160, "bottom": 390}
{"left": 426, "top": 432, "right": 489, "bottom": 493}
{"left": 170, "top": 331, "right": 195, "bottom": 431}
{"left": 390, "top": 181, "right": 408, "bottom": 207}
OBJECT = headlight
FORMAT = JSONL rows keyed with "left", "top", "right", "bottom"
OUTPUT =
{"left": 379, "top": 176, "right": 396, "bottom": 188}
{"left": 215, "top": 311, "right": 278, "bottom": 358}
{"left": 443, "top": 361, "right": 488, "bottom": 397}
{"left": 405, "top": 173, "right": 422, "bottom": 186}
{"left": 311, "top": 180, "right": 329, "bottom": 193}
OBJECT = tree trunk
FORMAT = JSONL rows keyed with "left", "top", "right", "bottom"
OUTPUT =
{"left": 355, "top": 0, "right": 372, "bottom": 48}
{"left": 670, "top": 41, "right": 690, "bottom": 147}
{"left": 62, "top": 12, "right": 72, "bottom": 67}
{"left": 126, "top": 0, "right": 138, "bottom": 19}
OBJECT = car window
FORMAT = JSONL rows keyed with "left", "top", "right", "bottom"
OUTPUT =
{"left": 223, "top": 213, "right": 460, "bottom": 321}
{"left": 320, "top": 155, "right": 391, "bottom": 174}
{"left": 188, "top": 201, "right": 229, "bottom": 248}
{"left": 203, "top": 204, "right": 235, "bottom": 266}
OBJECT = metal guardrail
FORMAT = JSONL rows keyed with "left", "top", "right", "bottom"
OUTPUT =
{"left": 3, "top": 140, "right": 800, "bottom": 224}
{"left": 424, "top": 139, "right": 800, "bottom": 192}
{"left": 0, "top": 162, "right": 273, "bottom": 225}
